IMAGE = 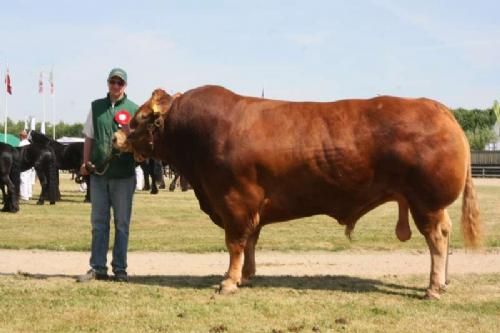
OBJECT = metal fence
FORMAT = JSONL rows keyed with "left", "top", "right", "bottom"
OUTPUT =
{"left": 471, "top": 150, "right": 500, "bottom": 177}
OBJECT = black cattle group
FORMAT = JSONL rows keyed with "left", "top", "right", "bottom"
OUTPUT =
{"left": 0, "top": 131, "right": 83, "bottom": 212}
{"left": 0, "top": 131, "right": 188, "bottom": 213}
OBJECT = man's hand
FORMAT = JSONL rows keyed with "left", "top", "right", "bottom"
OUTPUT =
{"left": 80, "top": 162, "right": 95, "bottom": 176}
{"left": 80, "top": 163, "right": 89, "bottom": 176}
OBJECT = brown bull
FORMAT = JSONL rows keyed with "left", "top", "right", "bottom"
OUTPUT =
{"left": 114, "top": 85, "right": 481, "bottom": 299}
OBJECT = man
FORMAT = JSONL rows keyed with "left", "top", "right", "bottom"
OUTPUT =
{"left": 18, "top": 130, "right": 33, "bottom": 201}
{"left": 77, "top": 68, "right": 138, "bottom": 283}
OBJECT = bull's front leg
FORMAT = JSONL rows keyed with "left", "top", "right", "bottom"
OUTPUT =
{"left": 220, "top": 233, "right": 246, "bottom": 294}
{"left": 218, "top": 189, "right": 263, "bottom": 294}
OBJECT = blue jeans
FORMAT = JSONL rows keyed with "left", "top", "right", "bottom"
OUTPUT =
{"left": 89, "top": 174, "right": 136, "bottom": 274}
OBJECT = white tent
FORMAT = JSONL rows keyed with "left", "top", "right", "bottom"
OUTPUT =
{"left": 57, "top": 136, "right": 84, "bottom": 145}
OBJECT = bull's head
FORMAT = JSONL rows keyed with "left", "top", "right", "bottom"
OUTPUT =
{"left": 113, "top": 89, "right": 181, "bottom": 162}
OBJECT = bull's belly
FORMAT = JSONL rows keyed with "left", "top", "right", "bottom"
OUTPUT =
{"left": 258, "top": 185, "right": 392, "bottom": 225}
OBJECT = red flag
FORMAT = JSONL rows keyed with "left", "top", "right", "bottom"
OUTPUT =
{"left": 38, "top": 72, "right": 44, "bottom": 94}
{"left": 5, "top": 69, "right": 12, "bottom": 95}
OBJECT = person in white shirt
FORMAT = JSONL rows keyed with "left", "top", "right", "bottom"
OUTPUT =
{"left": 18, "top": 130, "right": 33, "bottom": 201}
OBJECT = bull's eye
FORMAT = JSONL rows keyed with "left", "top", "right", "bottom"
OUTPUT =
{"left": 147, "top": 123, "right": 155, "bottom": 131}
{"left": 154, "top": 117, "right": 162, "bottom": 128}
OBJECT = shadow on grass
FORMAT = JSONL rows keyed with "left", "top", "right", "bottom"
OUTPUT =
{"left": 2, "top": 272, "right": 425, "bottom": 298}
{"left": 129, "top": 274, "right": 424, "bottom": 298}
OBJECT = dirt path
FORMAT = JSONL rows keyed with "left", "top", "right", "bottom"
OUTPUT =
{"left": 1, "top": 249, "right": 498, "bottom": 277}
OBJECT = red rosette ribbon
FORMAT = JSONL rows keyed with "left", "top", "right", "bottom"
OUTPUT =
{"left": 114, "top": 110, "right": 131, "bottom": 126}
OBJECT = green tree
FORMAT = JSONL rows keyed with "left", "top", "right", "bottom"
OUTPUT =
{"left": 0, "top": 119, "right": 84, "bottom": 140}
{"left": 452, "top": 107, "right": 497, "bottom": 150}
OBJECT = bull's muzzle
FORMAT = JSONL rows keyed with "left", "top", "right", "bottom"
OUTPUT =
{"left": 112, "top": 129, "right": 132, "bottom": 152}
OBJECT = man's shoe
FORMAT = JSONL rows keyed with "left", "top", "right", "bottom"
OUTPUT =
{"left": 76, "top": 269, "right": 108, "bottom": 283}
{"left": 113, "top": 271, "right": 129, "bottom": 283}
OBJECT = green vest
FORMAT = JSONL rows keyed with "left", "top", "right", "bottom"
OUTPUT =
{"left": 90, "top": 94, "right": 138, "bottom": 178}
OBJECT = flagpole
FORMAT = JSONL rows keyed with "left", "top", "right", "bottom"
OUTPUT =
{"left": 42, "top": 85, "right": 46, "bottom": 134}
{"left": 52, "top": 92, "right": 55, "bottom": 139}
{"left": 3, "top": 68, "right": 6, "bottom": 143}
{"left": 4, "top": 86, "right": 7, "bottom": 143}
{"left": 40, "top": 71, "right": 45, "bottom": 134}
{"left": 51, "top": 69, "right": 55, "bottom": 139}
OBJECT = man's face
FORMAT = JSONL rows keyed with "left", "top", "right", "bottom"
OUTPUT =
{"left": 107, "top": 76, "right": 126, "bottom": 98}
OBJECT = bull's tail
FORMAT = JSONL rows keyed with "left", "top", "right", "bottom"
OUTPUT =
{"left": 461, "top": 156, "right": 482, "bottom": 248}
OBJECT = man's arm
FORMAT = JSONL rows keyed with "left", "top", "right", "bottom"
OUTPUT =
{"left": 80, "top": 109, "right": 94, "bottom": 175}
{"left": 80, "top": 136, "right": 93, "bottom": 176}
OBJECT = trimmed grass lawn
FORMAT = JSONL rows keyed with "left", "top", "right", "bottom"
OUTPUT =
{"left": 0, "top": 174, "right": 498, "bottom": 252}
{"left": 0, "top": 273, "right": 498, "bottom": 333}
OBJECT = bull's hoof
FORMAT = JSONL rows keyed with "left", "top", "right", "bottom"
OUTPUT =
{"left": 423, "top": 289, "right": 441, "bottom": 300}
{"left": 218, "top": 279, "right": 239, "bottom": 295}
{"left": 36, "top": 201, "right": 44, "bottom": 205}
{"left": 239, "top": 277, "right": 253, "bottom": 288}
{"left": 150, "top": 188, "right": 158, "bottom": 195}
{"left": 50, "top": 201, "right": 56, "bottom": 205}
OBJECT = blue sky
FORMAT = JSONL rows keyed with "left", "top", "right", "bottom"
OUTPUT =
{"left": 0, "top": 0, "right": 499, "bottom": 124}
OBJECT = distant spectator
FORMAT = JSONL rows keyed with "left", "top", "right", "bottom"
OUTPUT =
{"left": 18, "top": 130, "right": 33, "bottom": 201}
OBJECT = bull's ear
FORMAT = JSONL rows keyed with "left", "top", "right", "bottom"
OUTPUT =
{"left": 150, "top": 88, "right": 175, "bottom": 115}
{"left": 152, "top": 88, "right": 168, "bottom": 101}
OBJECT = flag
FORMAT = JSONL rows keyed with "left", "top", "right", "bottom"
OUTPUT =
{"left": 5, "top": 69, "right": 12, "bottom": 95}
{"left": 41, "top": 121, "right": 45, "bottom": 134}
{"left": 38, "top": 72, "right": 44, "bottom": 94}
{"left": 261, "top": 88, "right": 264, "bottom": 98}
{"left": 49, "top": 70, "right": 54, "bottom": 95}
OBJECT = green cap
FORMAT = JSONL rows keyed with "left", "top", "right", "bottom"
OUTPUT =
{"left": 108, "top": 68, "right": 127, "bottom": 83}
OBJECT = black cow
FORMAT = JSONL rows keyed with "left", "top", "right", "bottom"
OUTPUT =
{"left": 139, "top": 158, "right": 165, "bottom": 194}
{"left": 0, "top": 139, "right": 57, "bottom": 210}
{"left": 28, "top": 131, "right": 90, "bottom": 202}
{"left": 0, "top": 142, "right": 21, "bottom": 212}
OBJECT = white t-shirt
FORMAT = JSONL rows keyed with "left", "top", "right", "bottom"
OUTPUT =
{"left": 83, "top": 100, "right": 120, "bottom": 139}
{"left": 82, "top": 109, "right": 94, "bottom": 139}
{"left": 19, "top": 138, "right": 30, "bottom": 147}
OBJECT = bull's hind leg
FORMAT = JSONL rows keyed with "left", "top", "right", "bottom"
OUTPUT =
{"left": 412, "top": 208, "right": 451, "bottom": 299}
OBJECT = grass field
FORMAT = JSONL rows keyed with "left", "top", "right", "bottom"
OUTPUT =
{"left": 0, "top": 174, "right": 499, "bottom": 252}
{"left": 0, "top": 273, "right": 498, "bottom": 333}
{"left": 1, "top": 174, "right": 499, "bottom": 332}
